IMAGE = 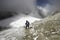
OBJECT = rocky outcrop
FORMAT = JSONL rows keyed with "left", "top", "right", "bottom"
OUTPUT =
{"left": 24, "top": 13, "right": 60, "bottom": 40}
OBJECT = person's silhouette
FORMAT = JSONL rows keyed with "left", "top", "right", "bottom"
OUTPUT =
{"left": 25, "top": 20, "right": 30, "bottom": 29}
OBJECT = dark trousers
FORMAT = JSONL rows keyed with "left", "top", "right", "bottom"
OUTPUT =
{"left": 26, "top": 25, "right": 29, "bottom": 29}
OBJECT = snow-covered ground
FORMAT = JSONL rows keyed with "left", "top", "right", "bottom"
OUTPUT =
{"left": 0, "top": 14, "right": 42, "bottom": 40}
{"left": 0, "top": 27, "right": 25, "bottom": 40}
{"left": 9, "top": 16, "right": 41, "bottom": 28}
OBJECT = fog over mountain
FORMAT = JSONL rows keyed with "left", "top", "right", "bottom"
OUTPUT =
{"left": 0, "top": 0, "right": 36, "bottom": 13}
{"left": 0, "top": 0, "right": 60, "bottom": 17}
{"left": 0, "top": 0, "right": 60, "bottom": 27}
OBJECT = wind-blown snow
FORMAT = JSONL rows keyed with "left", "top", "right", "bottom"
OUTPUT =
{"left": 9, "top": 16, "right": 41, "bottom": 27}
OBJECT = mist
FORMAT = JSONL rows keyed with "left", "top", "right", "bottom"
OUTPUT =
{"left": 37, "top": 0, "right": 60, "bottom": 17}
{"left": 0, "top": 0, "right": 36, "bottom": 13}
{"left": 0, "top": 0, "right": 60, "bottom": 27}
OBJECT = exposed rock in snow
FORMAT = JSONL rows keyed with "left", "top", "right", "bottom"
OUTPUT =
{"left": 24, "top": 13, "right": 60, "bottom": 40}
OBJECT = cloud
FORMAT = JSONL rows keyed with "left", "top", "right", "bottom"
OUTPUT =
{"left": 48, "top": 0, "right": 60, "bottom": 11}
{"left": 0, "top": 0, "right": 36, "bottom": 13}
{"left": 37, "top": 0, "right": 60, "bottom": 17}
{"left": 37, "top": 4, "right": 56, "bottom": 16}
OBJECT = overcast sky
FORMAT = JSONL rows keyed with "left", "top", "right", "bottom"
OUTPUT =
{"left": 0, "top": 0, "right": 60, "bottom": 13}
{"left": 37, "top": 0, "right": 60, "bottom": 11}
{"left": 0, "top": 0, "right": 36, "bottom": 13}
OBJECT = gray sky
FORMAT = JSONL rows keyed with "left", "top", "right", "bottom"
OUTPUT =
{"left": 0, "top": 0, "right": 36, "bottom": 13}
{"left": 0, "top": 0, "right": 60, "bottom": 15}
{"left": 0, "top": 0, "right": 60, "bottom": 11}
{"left": 37, "top": 0, "right": 60, "bottom": 17}
{"left": 46, "top": 0, "right": 60, "bottom": 12}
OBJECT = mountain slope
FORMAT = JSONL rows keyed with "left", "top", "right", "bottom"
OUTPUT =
{"left": 24, "top": 13, "right": 60, "bottom": 40}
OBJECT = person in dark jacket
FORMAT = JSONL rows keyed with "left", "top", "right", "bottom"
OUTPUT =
{"left": 25, "top": 20, "right": 30, "bottom": 29}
